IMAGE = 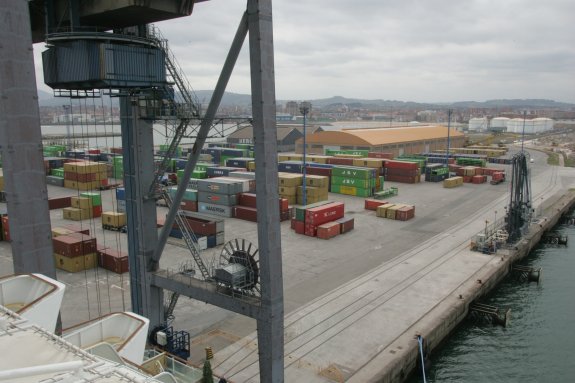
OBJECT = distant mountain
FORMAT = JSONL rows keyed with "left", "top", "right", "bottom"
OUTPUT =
{"left": 37, "top": 89, "right": 575, "bottom": 110}
{"left": 449, "top": 99, "right": 574, "bottom": 109}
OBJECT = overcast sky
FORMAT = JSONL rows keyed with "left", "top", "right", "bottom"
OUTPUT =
{"left": 33, "top": 0, "right": 575, "bottom": 103}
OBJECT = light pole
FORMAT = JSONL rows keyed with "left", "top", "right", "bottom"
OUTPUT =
{"left": 63, "top": 104, "right": 71, "bottom": 149}
{"left": 300, "top": 101, "right": 311, "bottom": 206}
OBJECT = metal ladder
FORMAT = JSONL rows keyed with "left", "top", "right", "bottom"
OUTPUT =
{"left": 161, "top": 189, "right": 210, "bottom": 280}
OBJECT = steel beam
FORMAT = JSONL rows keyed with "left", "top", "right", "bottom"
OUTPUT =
{"left": 120, "top": 96, "right": 163, "bottom": 328}
{"left": 0, "top": 0, "right": 55, "bottom": 279}
{"left": 247, "top": 0, "right": 285, "bottom": 381}
{"left": 152, "top": 270, "right": 262, "bottom": 319}
{"left": 151, "top": 10, "right": 249, "bottom": 267}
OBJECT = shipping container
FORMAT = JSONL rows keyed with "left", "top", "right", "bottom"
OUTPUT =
{"left": 97, "top": 248, "right": 129, "bottom": 274}
{"left": 233, "top": 206, "right": 258, "bottom": 222}
{"left": 197, "top": 202, "right": 233, "bottom": 218}
{"left": 63, "top": 207, "right": 92, "bottom": 221}
{"left": 331, "top": 166, "right": 376, "bottom": 180}
{"left": 198, "top": 192, "right": 238, "bottom": 206}
{"left": 364, "top": 199, "right": 388, "bottom": 211}
{"left": 305, "top": 202, "right": 345, "bottom": 226}
{"left": 67, "top": 232, "right": 97, "bottom": 255}
{"left": 331, "top": 176, "right": 375, "bottom": 189}
{"left": 54, "top": 253, "right": 97, "bottom": 273}
{"left": 278, "top": 173, "right": 303, "bottom": 187}
{"left": 197, "top": 178, "right": 244, "bottom": 194}
{"left": 335, "top": 216, "right": 354, "bottom": 233}
{"left": 102, "top": 212, "right": 127, "bottom": 228}
{"left": 48, "top": 196, "right": 72, "bottom": 210}
{"left": 331, "top": 184, "right": 373, "bottom": 197}
{"left": 396, "top": 206, "right": 415, "bottom": 221}
{"left": 53, "top": 235, "right": 84, "bottom": 257}
{"left": 317, "top": 221, "right": 341, "bottom": 240}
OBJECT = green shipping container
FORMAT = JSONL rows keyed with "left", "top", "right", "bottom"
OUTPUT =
{"left": 331, "top": 184, "right": 373, "bottom": 197}
{"left": 80, "top": 192, "right": 102, "bottom": 206}
{"left": 324, "top": 149, "right": 370, "bottom": 157}
{"left": 51, "top": 168, "right": 64, "bottom": 178}
{"left": 379, "top": 176, "right": 385, "bottom": 191}
{"left": 168, "top": 186, "right": 198, "bottom": 201}
{"left": 331, "top": 176, "right": 375, "bottom": 189}
{"left": 331, "top": 166, "right": 374, "bottom": 180}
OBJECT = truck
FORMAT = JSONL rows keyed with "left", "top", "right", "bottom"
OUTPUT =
{"left": 490, "top": 172, "right": 506, "bottom": 185}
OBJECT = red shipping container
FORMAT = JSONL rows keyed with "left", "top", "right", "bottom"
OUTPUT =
{"left": 463, "top": 176, "right": 473, "bottom": 183}
{"left": 181, "top": 200, "right": 198, "bottom": 212}
{"left": 327, "top": 157, "right": 354, "bottom": 166}
{"left": 77, "top": 172, "right": 97, "bottom": 183}
{"left": 385, "top": 168, "right": 420, "bottom": 177}
{"left": 64, "top": 171, "right": 77, "bottom": 181}
{"left": 88, "top": 149, "right": 101, "bottom": 154}
{"left": 48, "top": 196, "right": 72, "bottom": 210}
{"left": 239, "top": 193, "right": 257, "bottom": 208}
{"left": 364, "top": 199, "right": 387, "bottom": 211}
{"left": 67, "top": 232, "right": 97, "bottom": 255}
{"left": 184, "top": 216, "right": 217, "bottom": 236}
{"left": 472, "top": 175, "right": 487, "bottom": 184}
{"left": 492, "top": 172, "right": 505, "bottom": 182}
{"left": 1, "top": 215, "right": 10, "bottom": 242}
{"left": 368, "top": 152, "right": 394, "bottom": 159}
{"left": 97, "top": 248, "right": 129, "bottom": 274}
{"left": 100, "top": 179, "right": 109, "bottom": 187}
{"left": 396, "top": 206, "right": 415, "bottom": 221}
{"left": 110, "top": 147, "right": 123, "bottom": 154}
{"left": 306, "top": 166, "right": 332, "bottom": 177}
{"left": 449, "top": 164, "right": 461, "bottom": 172}
{"left": 53, "top": 235, "right": 84, "bottom": 257}
{"left": 280, "top": 210, "right": 291, "bottom": 222}
{"left": 317, "top": 222, "right": 341, "bottom": 240}
{"left": 305, "top": 202, "right": 345, "bottom": 226}
{"left": 304, "top": 223, "right": 317, "bottom": 237}
{"left": 92, "top": 205, "right": 102, "bottom": 218}
{"left": 279, "top": 198, "right": 289, "bottom": 212}
{"left": 335, "top": 217, "right": 355, "bottom": 233}
{"left": 233, "top": 206, "right": 258, "bottom": 222}
{"left": 385, "top": 175, "right": 418, "bottom": 184}
{"left": 294, "top": 220, "right": 305, "bottom": 235}
{"left": 384, "top": 160, "right": 418, "bottom": 170}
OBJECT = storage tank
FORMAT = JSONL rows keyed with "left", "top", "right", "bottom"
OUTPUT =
{"left": 468, "top": 117, "right": 488, "bottom": 132}
{"left": 533, "top": 117, "right": 554, "bottom": 133}
{"left": 490, "top": 117, "right": 510, "bottom": 132}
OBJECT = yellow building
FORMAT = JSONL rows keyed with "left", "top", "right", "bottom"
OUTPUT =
{"left": 295, "top": 125, "right": 465, "bottom": 157}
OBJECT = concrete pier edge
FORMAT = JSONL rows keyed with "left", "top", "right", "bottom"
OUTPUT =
{"left": 365, "top": 190, "right": 575, "bottom": 383}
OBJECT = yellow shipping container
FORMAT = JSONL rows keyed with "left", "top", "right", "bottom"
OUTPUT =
{"left": 63, "top": 207, "right": 92, "bottom": 221}
{"left": 278, "top": 186, "right": 297, "bottom": 196}
{"left": 443, "top": 177, "right": 463, "bottom": 188}
{"left": 278, "top": 154, "right": 291, "bottom": 162}
{"left": 278, "top": 173, "right": 303, "bottom": 187}
{"left": 63, "top": 163, "right": 78, "bottom": 172}
{"left": 51, "top": 227, "right": 75, "bottom": 237}
{"left": 296, "top": 186, "right": 325, "bottom": 197}
{"left": 308, "top": 155, "right": 330, "bottom": 164}
{"left": 54, "top": 253, "right": 97, "bottom": 273}
{"left": 71, "top": 196, "right": 93, "bottom": 209}
{"left": 247, "top": 161, "right": 256, "bottom": 171}
{"left": 102, "top": 211, "right": 127, "bottom": 228}
{"left": 387, "top": 205, "right": 405, "bottom": 220}
{"left": 352, "top": 158, "right": 385, "bottom": 169}
{"left": 304, "top": 175, "right": 329, "bottom": 188}
{"left": 376, "top": 203, "right": 395, "bottom": 218}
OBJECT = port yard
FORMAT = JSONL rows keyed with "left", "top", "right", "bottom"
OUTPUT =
{"left": 1, "top": 147, "right": 573, "bottom": 382}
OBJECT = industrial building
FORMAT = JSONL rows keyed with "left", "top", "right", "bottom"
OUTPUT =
{"left": 468, "top": 116, "right": 554, "bottom": 133}
{"left": 227, "top": 124, "right": 323, "bottom": 152}
{"left": 295, "top": 125, "right": 465, "bottom": 157}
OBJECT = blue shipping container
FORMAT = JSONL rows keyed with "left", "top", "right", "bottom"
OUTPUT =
{"left": 116, "top": 187, "right": 126, "bottom": 201}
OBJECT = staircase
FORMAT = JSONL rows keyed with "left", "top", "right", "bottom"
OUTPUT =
{"left": 146, "top": 25, "right": 202, "bottom": 199}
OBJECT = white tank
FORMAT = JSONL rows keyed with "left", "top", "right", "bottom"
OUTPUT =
{"left": 533, "top": 117, "right": 554, "bottom": 133}
{"left": 468, "top": 117, "right": 488, "bottom": 131}
{"left": 490, "top": 117, "right": 510, "bottom": 130}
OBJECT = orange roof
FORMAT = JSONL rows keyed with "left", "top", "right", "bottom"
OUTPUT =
{"left": 302, "top": 125, "right": 464, "bottom": 146}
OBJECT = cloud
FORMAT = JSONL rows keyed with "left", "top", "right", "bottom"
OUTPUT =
{"left": 33, "top": 0, "right": 575, "bottom": 103}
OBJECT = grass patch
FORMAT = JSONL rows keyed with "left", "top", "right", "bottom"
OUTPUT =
{"left": 547, "top": 152, "right": 560, "bottom": 166}
{"left": 563, "top": 154, "right": 575, "bottom": 167}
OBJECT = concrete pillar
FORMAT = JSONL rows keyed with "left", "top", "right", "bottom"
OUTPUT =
{"left": 0, "top": 0, "right": 55, "bottom": 278}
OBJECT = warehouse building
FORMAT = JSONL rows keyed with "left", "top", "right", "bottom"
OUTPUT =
{"left": 228, "top": 124, "right": 323, "bottom": 152}
{"left": 295, "top": 125, "right": 465, "bottom": 157}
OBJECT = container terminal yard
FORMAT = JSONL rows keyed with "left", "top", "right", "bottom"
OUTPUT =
{"left": 2, "top": 1, "right": 575, "bottom": 383}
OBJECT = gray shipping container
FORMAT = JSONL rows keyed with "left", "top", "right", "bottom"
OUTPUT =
{"left": 217, "top": 177, "right": 255, "bottom": 192}
{"left": 228, "top": 171, "right": 257, "bottom": 180}
{"left": 197, "top": 179, "right": 243, "bottom": 194}
{"left": 198, "top": 192, "right": 238, "bottom": 207}
{"left": 117, "top": 199, "right": 126, "bottom": 213}
{"left": 197, "top": 202, "right": 233, "bottom": 218}
{"left": 216, "top": 232, "right": 225, "bottom": 246}
{"left": 46, "top": 176, "right": 65, "bottom": 187}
